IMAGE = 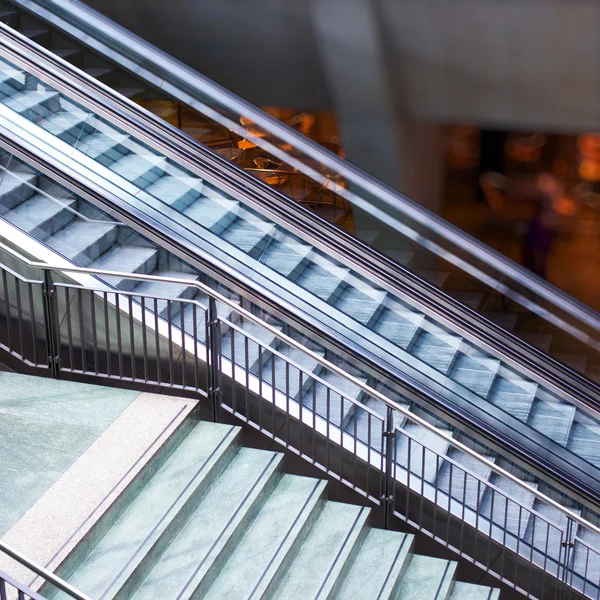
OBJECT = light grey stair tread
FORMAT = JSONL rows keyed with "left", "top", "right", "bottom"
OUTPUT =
{"left": 450, "top": 352, "right": 500, "bottom": 397}
{"left": 260, "top": 239, "right": 312, "bottom": 279}
{"left": 37, "top": 107, "right": 87, "bottom": 136}
{"left": 335, "top": 285, "right": 386, "bottom": 327}
{"left": 110, "top": 152, "right": 166, "bottom": 182}
{"left": 273, "top": 502, "right": 370, "bottom": 599}
{"left": 183, "top": 194, "right": 239, "bottom": 234}
{"left": 411, "top": 329, "right": 461, "bottom": 374}
{"left": 303, "top": 372, "right": 365, "bottom": 429}
{"left": 60, "top": 422, "right": 239, "bottom": 600}
{"left": 348, "top": 396, "right": 409, "bottom": 451}
{"left": 396, "top": 425, "right": 453, "bottom": 483}
{"left": 336, "top": 529, "right": 414, "bottom": 600}
{"left": 144, "top": 174, "right": 203, "bottom": 207}
{"left": 222, "top": 320, "right": 281, "bottom": 370}
{"left": 524, "top": 501, "right": 576, "bottom": 563}
{"left": 568, "top": 420, "right": 600, "bottom": 468}
{"left": 263, "top": 346, "right": 323, "bottom": 399}
{"left": 394, "top": 555, "right": 457, "bottom": 600}
{"left": 437, "top": 449, "right": 495, "bottom": 510}
{"left": 220, "top": 210, "right": 276, "bottom": 255}
{"left": 0, "top": 169, "right": 36, "bottom": 196}
{"left": 481, "top": 476, "right": 537, "bottom": 537}
{"left": 372, "top": 302, "right": 424, "bottom": 349}
{"left": 90, "top": 245, "right": 156, "bottom": 273}
{"left": 76, "top": 131, "right": 129, "bottom": 158}
{"left": 488, "top": 376, "right": 537, "bottom": 422}
{"left": 296, "top": 262, "right": 348, "bottom": 303}
{"left": 133, "top": 270, "right": 199, "bottom": 314}
{"left": 448, "top": 581, "right": 500, "bottom": 600}
{"left": 202, "top": 474, "right": 327, "bottom": 600}
{"left": 172, "top": 292, "right": 234, "bottom": 338}
{"left": 46, "top": 220, "right": 117, "bottom": 260}
{"left": 130, "top": 447, "right": 283, "bottom": 600}
{"left": 0, "top": 61, "right": 24, "bottom": 86}
{"left": 528, "top": 395, "right": 576, "bottom": 447}
{"left": 3, "top": 194, "right": 76, "bottom": 234}
{"left": 3, "top": 89, "right": 58, "bottom": 111}
{"left": 91, "top": 245, "right": 158, "bottom": 289}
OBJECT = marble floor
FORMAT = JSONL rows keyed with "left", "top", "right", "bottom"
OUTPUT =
{"left": 0, "top": 373, "right": 138, "bottom": 536}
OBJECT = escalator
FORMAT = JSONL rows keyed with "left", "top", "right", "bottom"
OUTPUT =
{"left": 3, "top": 0, "right": 600, "bottom": 394}
{"left": 0, "top": 6, "right": 597, "bottom": 593}
{"left": 0, "top": 0, "right": 596, "bottom": 501}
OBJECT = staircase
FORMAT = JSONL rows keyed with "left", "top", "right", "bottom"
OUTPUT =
{"left": 42, "top": 418, "right": 499, "bottom": 600}
{"left": 0, "top": 154, "right": 597, "bottom": 589}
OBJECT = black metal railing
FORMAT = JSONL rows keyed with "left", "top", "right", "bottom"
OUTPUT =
{"left": 0, "top": 243, "right": 599, "bottom": 600}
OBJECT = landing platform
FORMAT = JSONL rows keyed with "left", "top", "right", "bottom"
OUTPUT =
{"left": 0, "top": 373, "right": 197, "bottom": 587}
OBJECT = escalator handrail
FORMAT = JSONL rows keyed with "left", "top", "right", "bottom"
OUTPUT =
{"left": 13, "top": 0, "right": 600, "bottom": 342}
{"left": 1, "top": 236, "right": 598, "bottom": 540}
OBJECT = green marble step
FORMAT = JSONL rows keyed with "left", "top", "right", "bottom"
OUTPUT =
{"left": 129, "top": 447, "right": 283, "bottom": 600}
{"left": 273, "top": 502, "right": 370, "bottom": 599}
{"left": 394, "top": 554, "right": 457, "bottom": 600}
{"left": 54, "top": 422, "right": 240, "bottom": 600}
{"left": 335, "top": 529, "right": 414, "bottom": 600}
{"left": 202, "top": 474, "right": 327, "bottom": 599}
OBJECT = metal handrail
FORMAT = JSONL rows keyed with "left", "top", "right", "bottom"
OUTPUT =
{"left": 0, "top": 541, "right": 92, "bottom": 600}
{"left": 2, "top": 239, "right": 599, "bottom": 541}
{"left": 14, "top": 0, "right": 600, "bottom": 340}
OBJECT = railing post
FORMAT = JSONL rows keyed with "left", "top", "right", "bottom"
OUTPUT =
{"left": 382, "top": 406, "right": 396, "bottom": 530}
{"left": 207, "top": 297, "right": 222, "bottom": 423}
{"left": 42, "top": 269, "right": 59, "bottom": 379}
{"left": 560, "top": 517, "right": 576, "bottom": 595}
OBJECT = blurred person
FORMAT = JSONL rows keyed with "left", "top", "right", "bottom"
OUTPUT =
{"left": 521, "top": 173, "right": 561, "bottom": 280}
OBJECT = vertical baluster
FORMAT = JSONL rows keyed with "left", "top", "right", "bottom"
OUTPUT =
{"left": 128, "top": 295, "right": 136, "bottom": 381}
{"left": 77, "top": 288, "right": 86, "bottom": 372}
{"left": 15, "top": 277, "right": 23, "bottom": 358}
{"left": 141, "top": 296, "right": 148, "bottom": 383}
{"left": 115, "top": 293, "right": 123, "bottom": 377}
{"left": 90, "top": 290, "right": 98, "bottom": 375}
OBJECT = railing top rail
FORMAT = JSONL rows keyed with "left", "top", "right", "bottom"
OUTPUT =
{"left": 13, "top": 0, "right": 600, "bottom": 340}
{"left": 0, "top": 541, "right": 92, "bottom": 600}
{"left": 1, "top": 239, "right": 598, "bottom": 537}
